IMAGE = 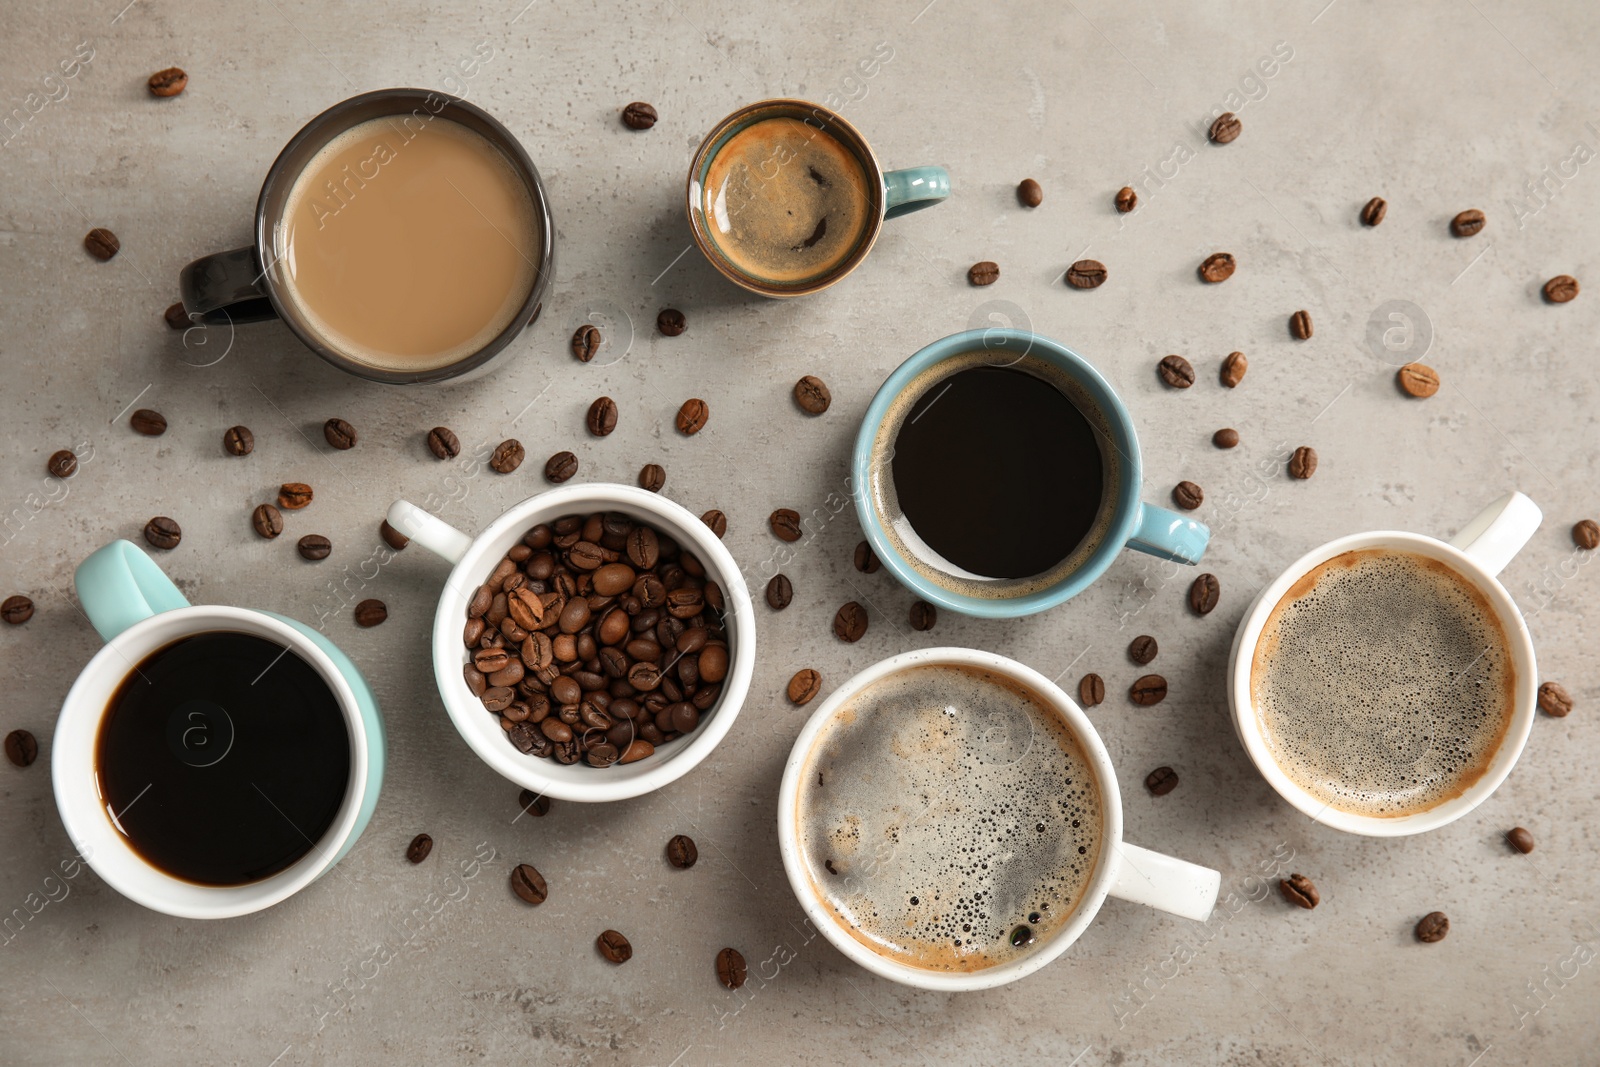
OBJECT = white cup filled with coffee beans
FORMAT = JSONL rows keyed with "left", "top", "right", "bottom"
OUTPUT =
{"left": 388, "top": 485, "right": 755, "bottom": 802}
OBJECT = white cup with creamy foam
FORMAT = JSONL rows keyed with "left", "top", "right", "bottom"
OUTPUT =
{"left": 1228, "top": 492, "right": 1543, "bottom": 837}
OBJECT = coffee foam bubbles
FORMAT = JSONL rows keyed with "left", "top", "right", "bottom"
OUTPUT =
{"left": 1252, "top": 549, "right": 1515, "bottom": 818}
{"left": 795, "top": 665, "right": 1104, "bottom": 973}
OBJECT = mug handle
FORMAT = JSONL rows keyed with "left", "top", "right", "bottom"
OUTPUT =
{"left": 387, "top": 500, "right": 474, "bottom": 565}
{"left": 883, "top": 166, "right": 950, "bottom": 220}
{"left": 1108, "top": 842, "right": 1221, "bottom": 922}
{"left": 75, "top": 540, "right": 192, "bottom": 642}
{"left": 178, "top": 246, "right": 278, "bottom": 325}
{"left": 1126, "top": 502, "right": 1210, "bottom": 565}
{"left": 1446, "top": 491, "right": 1542, "bottom": 578}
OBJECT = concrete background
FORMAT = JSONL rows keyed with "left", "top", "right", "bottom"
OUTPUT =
{"left": 2, "top": 0, "right": 1597, "bottom": 1063}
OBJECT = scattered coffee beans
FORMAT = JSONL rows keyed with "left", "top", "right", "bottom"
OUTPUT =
{"left": 1017, "top": 178, "right": 1043, "bottom": 207}
{"left": 324, "top": 418, "right": 357, "bottom": 449}
{"left": 164, "top": 302, "right": 190, "bottom": 329}
{"left": 1450, "top": 209, "right": 1485, "bottom": 237}
{"left": 1360, "top": 196, "right": 1387, "bottom": 226}
{"left": 298, "top": 534, "right": 332, "bottom": 561}
{"left": 380, "top": 520, "right": 409, "bottom": 550}
{"left": 545, "top": 450, "right": 578, "bottom": 483}
{"left": 853, "top": 540, "right": 880, "bottom": 573}
{"left": 1220, "top": 350, "right": 1247, "bottom": 388}
{"left": 1289, "top": 446, "right": 1318, "bottom": 480}
{"left": 1397, "top": 362, "right": 1440, "bottom": 398}
{"left": 657, "top": 308, "right": 686, "bottom": 336}
{"left": 1572, "top": 520, "right": 1599, "bottom": 550}
{"left": 252, "top": 503, "right": 284, "bottom": 539}
{"left": 1538, "top": 680, "right": 1573, "bottom": 717}
{"left": 598, "top": 929, "right": 633, "bottom": 963}
{"left": 1213, "top": 428, "right": 1240, "bottom": 449}
{"left": 794, "top": 375, "right": 831, "bottom": 415}
{"left": 1066, "top": 259, "right": 1107, "bottom": 289}
{"left": 47, "top": 450, "right": 77, "bottom": 478}
{"left": 223, "top": 425, "right": 254, "bottom": 456}
{"left": 909, "top": 600, "right": 936, "bottom": 631}
{"left": 278, "top": 482, "right": 313, "bottom": 510}
{"left": 833, "top": 601, "right": 867, "bottom": 642}
{"left": 1506, "top": 827, "right": 1535, "bottom": 854}
{"left": 701, "top": 509, "right": 727, "bottom": 538}
{"left": 1130, "top": 674, "right": 1168, "bottom": 706}
{"left": 621, "top": 101, "right": 658, "bottom": 129}
{"left": 571, "top": 324, "right": 602, "bottom": 362}
{"left": 143, "top": 517, "right": 181, "bottom": 550}
{"left": 406, "top": 833, "right": 433, "bottom": 863}
{"left": 788, "top": 669, "right": 822, "bottom": 705}
{"left": 1208, "top": 111, "right": 1241, "bottom": 144}
{"left": 716, "top": 947, "right": 748, "bottom": 989}
{"left": 676, "top": 398, "right": 709, "bottom": 435}
{"left": 1199, "top": 253, "right": 1235, "bottom": 283}
{"left": 968, "top": 260, "right": 1000, "bottom": 286}
{"left": 354, "top": 599, "right": 387, "bottom": 627}
{"left": 1129, "top": 635, "right": 1158, "bottom": 665}
{"left": 130, "top": 409, "right": 167, "bottom": 436}
{"left": 5, "top": 729, "right": 38, "bottom": 767}
{"left": 1415, "top": 911, "right": 1450, "bottom": 943}
{"left": 1289, "top": 310, "right": 1313, "bottom": 340}
{"left": 770, "top": 508, "right": 802, "bottom": 542}
{"left": 766, "top": 574, "right": 793, "bottom": 610}
{"left": 666, "top": 834, "right": 698, "bottom": 868}
{"left": 511, "top": 862, "right": 548, "bottom": 904}
{"left": 84, "top": 227, "right": 120, "bottom": 260}
{"left": 1145, "top": 766, "right": 1179, "bottom": 795}
{"left": 1172, "top": 481, "right": 1204, "bottom": 510}
{"left": 1544, "top": 274, "right": 1580, "bottom": 303}
{"left": 490, "top": 439, "right": 525, "bottom": 473}
{"left": 428, "top": 426, "right": 461, "bottom": 459}
{"left": 1115, "top": 186, "right": 1137, "bottom": 213}
{"left": 1279, "top": 873, "right": 1319, "bottom": 909}
{"left": 519, "top": 788, "right": 551, "bottom": 817}
{"left": 1189, "top": 573, "right": 1220, "bottom": 615}
{"left": 147, "top": 67, "right": 187, "bottom": 96}
{"left": 1078, "top": 674, "right": 1105, "bottom": 708}
{"left": 1159, "top": 355, "right": 1195, "bottom": 389}
{"left": 1, "top": 595, "right": 34, "bottom": 625}
{"left": 639, "top": 463, "right": 666, "bottom": 492}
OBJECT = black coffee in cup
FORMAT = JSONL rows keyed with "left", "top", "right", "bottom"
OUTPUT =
{"left": 95, "top": 632, "right": 350, "bottom": 885}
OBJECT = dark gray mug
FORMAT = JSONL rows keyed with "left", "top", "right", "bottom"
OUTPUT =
{"left": 179, "top": 88, "right": 554, "bottom": 385}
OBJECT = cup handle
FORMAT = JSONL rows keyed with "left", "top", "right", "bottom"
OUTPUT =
{"left": 387, "top": 499, "right": 473, "bottom": 565}
{"left": 74, "top": 540, "right": 192, "bottom": 643}
{"left": 1125, "top": 502, "right": 1210, "bottom": 565}
{"left": 1446, "top": 491, "right": 1542, "bottom": 578}
{"left": 178, "top": 246, "right": 278, "bottom": 325}
{"left": 1108, "top": 842, "right": 1220, "bottom": 922}
{"left": 883, "top": 166, "right": 950, "bottom": 220}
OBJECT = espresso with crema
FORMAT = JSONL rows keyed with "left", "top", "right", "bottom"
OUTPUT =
{"left": 1252, "top": 549, "right": 1516, "bottom": 818}
{"left": 278, "top": 114, "right": 539, "bottom": 372}
{"left": 795, "top": 664, "right": 1104, "bottom": 973}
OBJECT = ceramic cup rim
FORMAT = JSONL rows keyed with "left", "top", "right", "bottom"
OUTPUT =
{"left": 851, "top": 328, "right": 1144, "bottom": 619}
{"left": 1227, "top": 530, "right": 1539, "bottom": 836}
{"left": 776, "top": 646, "right": 1126, "bottom": 991}
{"left": 425, "top": 483, "right": 756, "bottom": 802}
{"left": 51, "top": 605, "right": 371, "bottom": 919}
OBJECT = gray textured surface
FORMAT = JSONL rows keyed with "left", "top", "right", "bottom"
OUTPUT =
{"left": 2, "top": 1, "right": 1598, "bottom": 1063}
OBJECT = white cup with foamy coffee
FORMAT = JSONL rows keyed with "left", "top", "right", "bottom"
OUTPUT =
{"left": 1228, "top": 492, "right": 1543, "bottom": 837}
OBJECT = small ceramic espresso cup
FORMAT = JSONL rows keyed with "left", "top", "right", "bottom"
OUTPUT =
{"left": 777, "top": 647, "right": 1220, "bottom": 991}
{"left": 387, "top": 484, "right": 755, "bottom": 802}
{"left": 853, "top": 328, "right": 1210, "bottom": 618}
{"left": 1228, "top": 492, "right": 1543, "bottom": 837}
{"left": 52, "top": 541, "right": 385, "bottom": 919}
{"left": 686, "top": 98, "right": 950, "bottom": 297}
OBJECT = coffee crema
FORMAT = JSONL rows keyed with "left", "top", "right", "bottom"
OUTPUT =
{"left": 278, "top": 114, "right": 540, "bottom": 372}
{"left": 795, "top": 664, "right": 1104, "bottom": 973}
{"left": 701, "top": 116, "right": 873, "bottom": 286}
{"left": 1252, "top": 549, "right": 1515, "bottom": 818}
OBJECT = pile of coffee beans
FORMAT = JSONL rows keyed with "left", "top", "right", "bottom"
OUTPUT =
{"left": 461, "top": 511, "right": 731, "bottom": 767}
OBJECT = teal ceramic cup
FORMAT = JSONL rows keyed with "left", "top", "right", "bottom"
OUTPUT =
{"left": 51, "top": 540, "right": 384, "bottom": 918}
{"left": 853, "top": 329, "right": 1211, "bottom": 618}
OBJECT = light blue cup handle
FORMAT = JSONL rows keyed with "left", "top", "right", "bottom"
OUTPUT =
{"left": 1126, "top": 502, "right": 1211, "bottom": 565}
{"left": 73, "top": 539, "right": 385, "bottom": 872}
{"left": 884, "top": 166, "right": 950, "bottom": 220}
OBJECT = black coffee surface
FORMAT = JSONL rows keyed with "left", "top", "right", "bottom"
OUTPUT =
{"left": 96, "top": 632, "right": 350, "bottom": 886}
{"left": 891, "top": 366, "right": 1103, "bottom": 579}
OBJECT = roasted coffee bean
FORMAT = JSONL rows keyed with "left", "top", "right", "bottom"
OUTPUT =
{"left": 1538, "top": 680, "right": 1573, "bottom": 717}
{"left": 593, "top": 563, "right": 637, "bottom": 597}
{"left": 1115, "top": 185, "right": 1138, "bottom": 213}
{"left": 716, "top": 947, "right": 748, "bottom": 989}
{"left": 143, "top": 517, "right": 181, "bottom": 550}
{"left": 47, "top": 449, "right": 77, "bottom": 478}
{"left": 1220, "top": 351, "right": 1247, "bottom": 388}
{"left": 1213, "top": 428, "right": 1240, "bottom": 449}
{"left": 147, "top": 67, "right": 187, "bottom": 96}
{"left": 1279, "top": 873, "right": 1319, "bottom": 909}
{"left": 379, "top": 519, "right": 409, "bottom": 551}
{"left": 676, "top": 398, "right": 709, "bottom": 435}
{"left": 545, "top": 451, "right": 578, "bottom": 483}
{"left": 1189, "top": 573, "right": 1220, "bottom": 615}
{"left": 1360, "top": 196, "right": 1387, "bottom": 226}
{"left": 475, "top": 648, "right": 513, "bottom": 674}
{"left": 1544, "top": 274, "right": 1580, "bottom": 303}
{"left": 251, "top": 503, "right": 284, "bottom": 539}
{"left": 511, "top": 863, "right": 548, "bottom": 905}
{"left": 1066, "top": 259, "right": 1107, "bottom": 289}
{"left": 406, "top": 833, "right": 433, "bottom": 864}
{"left": 1289, "top": 310, "right": 1313, "bottom": 340}
{"left": 1450, "top": 209, "right": 1485, "bottom": 237}
{"left": 1158, "top": 355, "right": 1195, "bottom": 389}
{"left": 619, "top": 739, "right": 654, "bottom": 763}
{"left": 699, "top": 644, "right": 728, "bottom": 683}
{"left": 468, "top": 585, "right": 493, "bottom": 619}
{"left": 621, "top": 101, "right": 658, "bottom": 129}
{"left": 853, "top": 540, "right": 880, "bottom": 574}
{"left": 968, "top": 260, "right": 1000, "bottom": 286}
{"left": 354, "top": 599, "right": 387, "bottom": 627}
{"left": 586, "top": 743, "right": 621, "bottom": 767}
{"left": 587, "top": 397, "right": 618, "bottom": 436}
{"left": 770, "top": 508, "right": 802, "bottom": 542}
{"left": 666, "top": 834, "right": 698, "bottom": 869}
{"left": 541, "top": 717, "right": 573, "bottom": 742}
{"left": 657, "top": 308, "right": 686, "bottom": 336}
{"left": 518, "top": 788, "right": 551, "bottom": 817}
{"left": 1505, "top": 826, "right": 1536, "bottom": 854}
{"left": 84, "top": 227, "right": 120, "bottom": 260}
{"left": 571, "top": 323, "right": 602, "bottom": 362}
{"left": 1208, "top": 111, "right": 1241, "bottom": 144}
{"left": 1289, "top": 446, "right": 1318, "bottom": 480}
{"left": 833, "top": 601, "right": 867, "bottom": 642}
{"left": 297, "top": 534, "right": 332, "bottom": 561}
{"left": 627, "top": 527, "right": 660, "bottom": 569}
{"left": 1129, "top": 635, "right": 1158, "bottom": 665}
{"left": 490, "top": 439, "right": 525, "bottom": 473}
{"left": 1145, "top": 766, "right": 1179, "bottom": 796}
{"left": 766, "top": 574, "right": 793, "bottom": 610}
{"left": 465, "top": 617, "right": 486, "bottom": 646}
{"left": 464, "top": 664, "right": 487, "bottom": 697}
{"left": 1397, "top": 362, "right": 1440, "bottom": 398}
{"left": 788, "top": 668, "right": 822, "bottom": 705}
{"left": 1572, "top": 520, "right": 1599, "bottom": 550}
{"left": 428, "top": 426, "right": 461, "bottom": 459}
{"left": 5, "top": 729, "right": 38, "bottom": 767}
{"left": 597, "top": 929, "right": 633, "bottom": 963}
{"left": 909, "top": 600, "right": 936, "bottom": 631}
{"left": 1017, "top": 178, "right": 1043, "bottom": 207}
{"left": 130, "top": 409, "right": 167, "bottom": 436}
{"left": 164, "top": 302, "right": 190, "bottom": 329}
{"left": 324, "top": 417, "right": 357, "bottom": 450}
{"left": 670, "top": 702, "right": 699, "bottom": 733}
{"left": 639, "top": 463, "right": 666, "bottom": 492}
{"left": 1172, "top": 481, "right": 1204, "bottom": 510}
{"left": 1078, "top": 673, "right": 1105, "bottom": 708}
{"left": 688, "top": 510, "right": 721, "bottom": 540}
{"left": 1199, "top": 252, "right": 1235, "bottom": 283}
{"left": 1415, "top": 912, "right": 1450, "bottom": 943}
{"left": 1, "top": 595, "right": 34, "bottom": 625}
{"left": 1130, "top": 674, "right": 1168, "bottom": 706}
{"left": 278, "top": 482, "right": 313, "bottom": 510}
{"left": 223, "top": 425, "right": 254, "bottom": 456}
